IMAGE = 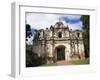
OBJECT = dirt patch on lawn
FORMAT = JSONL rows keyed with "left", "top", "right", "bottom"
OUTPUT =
{"left": 57, "top": 60, "right": 72, "bottom": 65}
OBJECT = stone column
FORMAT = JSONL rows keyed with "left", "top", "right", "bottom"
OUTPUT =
{"left": 81, "top": 42, "right": 85, "bottom": 59}
{"left": 50, "top": 41, "right": 54, "bottom": 63}
{"left": 65, "top": 44, "right": 71, "bottom": 61}
{"left": 41, "top": 40, "right": 44, "bottom": 56}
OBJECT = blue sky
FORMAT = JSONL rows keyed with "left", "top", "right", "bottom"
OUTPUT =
{"left": 61, "top": 17, "right": 80, "bottom": 24}
{"left": 26, "top": 13, "right": 82, "bottom": 30}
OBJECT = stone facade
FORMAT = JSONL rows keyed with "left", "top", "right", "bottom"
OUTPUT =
{"left": 32, "top": 22, "right": 85, "bottom": 63}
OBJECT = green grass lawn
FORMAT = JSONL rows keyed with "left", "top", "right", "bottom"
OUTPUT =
{"left": 70, "top": 58, "right": 89, "bottom": 65}
{"left": 40, "top": 59, "right": 89, "bottom": 66}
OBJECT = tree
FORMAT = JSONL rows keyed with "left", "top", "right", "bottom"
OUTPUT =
{"left": 80, "top": 15, "right": 90, "bottom": 58}
{"left": 26, "top": 24, "right": 32, "bottom": 39}
{"left": 26, "top": 24, "right": 33, "bottom": 67}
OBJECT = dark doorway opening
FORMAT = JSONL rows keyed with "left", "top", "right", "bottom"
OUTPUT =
{"left": 56, "top": 46, "right": 65, "bottom": 61}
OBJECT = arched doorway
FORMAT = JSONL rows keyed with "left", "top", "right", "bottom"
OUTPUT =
{"left": 56, "top": 45, "right": 65, "bottom": 61}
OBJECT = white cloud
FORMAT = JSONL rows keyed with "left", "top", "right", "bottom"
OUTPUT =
{"left": 26, "top": 13, "right": 60, "bottom": 30}
{"left": 26, "top": 13, "right": 82, "bottom": 30}
{"left": 26, "top": 36, "right": 34, "bottom": 45}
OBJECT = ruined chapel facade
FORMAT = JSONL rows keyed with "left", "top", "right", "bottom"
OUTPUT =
{"left": 32, "top": 22, "right": 85, "bottom": 63}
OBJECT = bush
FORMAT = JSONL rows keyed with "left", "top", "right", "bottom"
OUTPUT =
{"left": 26, "top": 49, "right": 47, "bottom": 67}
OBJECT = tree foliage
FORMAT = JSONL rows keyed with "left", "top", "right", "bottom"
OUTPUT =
{"left": 26, "top": 24, "right": 33, "bottom": 67}
{"left": 26, "top": 24, "right": 46, "bottom": 67}
{"left": 80, "top": 15, "right": 90, "bottom": 58}
{"left": 26, "top": 24, "right": 32, "bottom": 38}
